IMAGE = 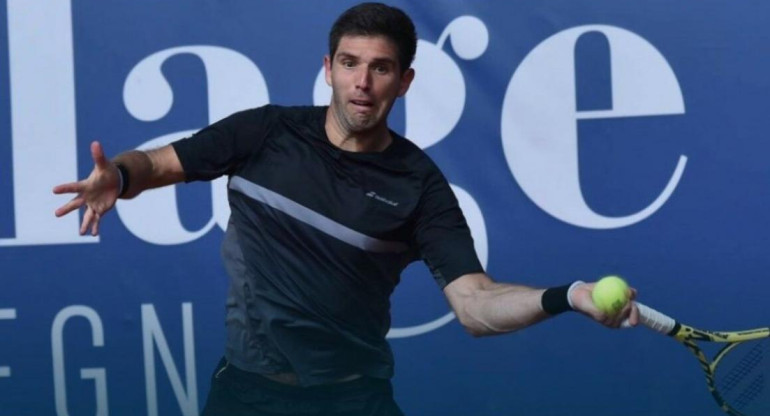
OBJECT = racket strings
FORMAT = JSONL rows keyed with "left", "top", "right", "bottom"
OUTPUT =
{"left": 714, "top": 338, "right": 770, "bottom": 414}
{"left": 718, "top": 343, "right": 763, "bottom": 394}
{"left": 731, "top": 375, "right": 763, "bottom": 409}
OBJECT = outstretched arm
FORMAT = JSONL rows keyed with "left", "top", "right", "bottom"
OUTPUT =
{"left": 443, "top": 273, "right": 639, "bottom": 337}
{"left": 53, "top": 141, "right": 184, "bottom": 235}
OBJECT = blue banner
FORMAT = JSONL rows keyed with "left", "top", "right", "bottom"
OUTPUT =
{"left": 1, "top": 1, "right": 768, "bottom": 415}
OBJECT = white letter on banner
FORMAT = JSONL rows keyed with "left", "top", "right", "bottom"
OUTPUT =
{"left": 0, "top": 309, "right": 17, "bottom": 377}
{"left": 51, "top": 306, "right": 108, "bottom": 416}
{"left": 118, "top": 46, "right": 269, "bottom": 245}
{"left": 1, "top": 0, "right": 98, "bottom": 246}
{"left": 142, "top": 303, "right": 197, "bottom": 416}
{"left": 501, "top": 25, "right": 687, "bottom": 229}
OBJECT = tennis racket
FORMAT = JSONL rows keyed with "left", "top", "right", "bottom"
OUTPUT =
{"left": 631, "top": 301, "right": 769, "bottom": 415}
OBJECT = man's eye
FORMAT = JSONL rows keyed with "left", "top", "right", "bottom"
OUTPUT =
{"left": 342, "top": 61, "right": 355, "bottom": 68}
{"left": 374, "top": 65, "right": 388, "bottom": 74}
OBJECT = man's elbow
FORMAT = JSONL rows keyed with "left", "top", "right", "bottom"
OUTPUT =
{"left": 463, "top": 324, "right": 492, "bottom": 338}
{"left": 455, "top": 311, "right": 504, "bottom": 338}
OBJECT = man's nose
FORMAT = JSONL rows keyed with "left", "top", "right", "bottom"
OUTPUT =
{"left": 355, "top": 67, "right": 371, "bottom": 90}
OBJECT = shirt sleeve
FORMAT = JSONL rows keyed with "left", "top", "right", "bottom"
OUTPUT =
{"left": 171, "top": 106, "right": 276, "bottom": 182}
{"left": 413, "top": 168, "right": 484, "bottom": 289}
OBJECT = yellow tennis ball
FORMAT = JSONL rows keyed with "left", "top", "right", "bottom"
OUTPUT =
{"left": 592, "top": 275, "right": 630, "bottom": 316}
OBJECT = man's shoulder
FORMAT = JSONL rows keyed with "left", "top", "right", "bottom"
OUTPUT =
{"left": 210, "top": 105, "right": 326, "bottom": 141}
{"left": 228, "top": 104, "right": 325, "bottom": 122}
{"left": 262, "top": 104, "right": 326, "bottom": 122}
{"left": 389, "top": 133, "right": 443, "bottom": 175}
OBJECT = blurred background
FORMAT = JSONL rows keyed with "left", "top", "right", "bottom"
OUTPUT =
{"left": 1, "top": 1, "right": 768, "bottom": 415}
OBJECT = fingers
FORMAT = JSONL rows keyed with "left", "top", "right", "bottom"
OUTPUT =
{"left": 613, "top": 301, "right": 634, "bottom": 327}
{"left": 91, "top": 141, "right": 109, "bottom": 169}
{"left": 80, "top": 207, "right": 95, "bottom": 235}
{"left": 55, "top": 196, "right": 85, "bottom": 217}
{"left": 90, "top": 212, "right": 101, "bottom": 236}
{"left": 596, "top": 309, "right": 625, "bottom": 328}
{"left": 588, "top": 296, "right": 636, "bottom": 329}
{"left": 53, "top": 181, "right": 86, "bottom": 217}
{"left": 629, "top": 303, "right": 640, "bottom": 326}
{"left": 60, "top": 199, "right": 103, "bottom": 235}
{"left": 53, "top": 181, "right": 84, "bottom": 195}
{"left": 54, "top": 141, "right": 112, "bottom": 235}
{"left": 605, "top": 296, "right": 639, "bottom": 328}
{"left": 622, "top": 288, "right": 639, "bottom": 327}
{"left": 79, "top": 206, "right": 103, "bottom": 236}
{"left": 578, "top": 280, "right": 639, "bottom": 329}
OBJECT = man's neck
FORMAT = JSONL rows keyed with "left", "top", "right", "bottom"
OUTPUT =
{"left": 325, "top": 108, "right": 392, "bottom": 153}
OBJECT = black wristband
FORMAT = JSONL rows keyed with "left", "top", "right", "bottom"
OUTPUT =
{"left": 541, "top": 283, "right": 574, "bottom": 315}
{"left": 116, "top": 163, "right": 130, "bottom": 197}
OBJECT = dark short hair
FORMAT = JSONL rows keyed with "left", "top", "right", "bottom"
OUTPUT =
{"left": 329, "top": 2, "right": 417, "bottom": 73}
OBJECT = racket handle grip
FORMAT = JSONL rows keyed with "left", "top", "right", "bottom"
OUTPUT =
{"left": 622, "top": 301, "right": 677, "bottom": 334}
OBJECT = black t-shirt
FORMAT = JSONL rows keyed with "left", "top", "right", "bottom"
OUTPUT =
{"left": 172, "top": 105, "right": 483, "bottom": 386}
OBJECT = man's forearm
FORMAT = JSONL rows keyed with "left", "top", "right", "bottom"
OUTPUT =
{"left": 461, "top": 282, "right": 549, "bottom": 336}
{"left": 446, "top": 274, "right": 552, "bottom": 337}
{"left": 112, "top": 146, "right": 185, "bottom": 198}
{"left": 112, "top": 150, "right": 153, "bottom": 199}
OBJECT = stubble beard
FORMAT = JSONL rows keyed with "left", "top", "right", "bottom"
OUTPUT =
{"left": 332, "top": 93, "right": 378, "bottom": 135}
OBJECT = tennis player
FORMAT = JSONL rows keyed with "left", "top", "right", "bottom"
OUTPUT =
{"left": 54, "top": 3, "right": 638, "bottom": 415}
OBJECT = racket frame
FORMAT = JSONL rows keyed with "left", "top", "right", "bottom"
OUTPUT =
{"left": 634, "top": 302, "right": 769, "bottom": 416}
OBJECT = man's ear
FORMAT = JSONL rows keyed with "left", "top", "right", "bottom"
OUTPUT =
{"left": 397, "top": 68, "right": 415, "bottom": 97}
{"left": 324, "top": 55, "right": 332, "bottom": 86}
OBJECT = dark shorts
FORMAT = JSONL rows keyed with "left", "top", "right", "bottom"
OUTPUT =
{"left": 201, "top": 358, "right": 405, "bottom": 416}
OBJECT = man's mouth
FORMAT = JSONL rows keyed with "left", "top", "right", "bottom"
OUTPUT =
{"left": 350, "top": 99, "right": 373, "bottom": 108}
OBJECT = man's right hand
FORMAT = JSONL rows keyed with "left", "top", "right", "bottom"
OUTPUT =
{"left": 53, "top": 141, "right": 120, "bottom": 236}
{"left": 569, "top": 281, "right": 639, "bottom": 328}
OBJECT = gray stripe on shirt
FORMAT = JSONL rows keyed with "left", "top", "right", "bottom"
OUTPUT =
{"left": 229, "top": 176, "right": 409, "bottom": 253}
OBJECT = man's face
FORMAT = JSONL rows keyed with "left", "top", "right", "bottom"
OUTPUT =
{"left": 325, "top": 35, "right": 414, "bottom": 135}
